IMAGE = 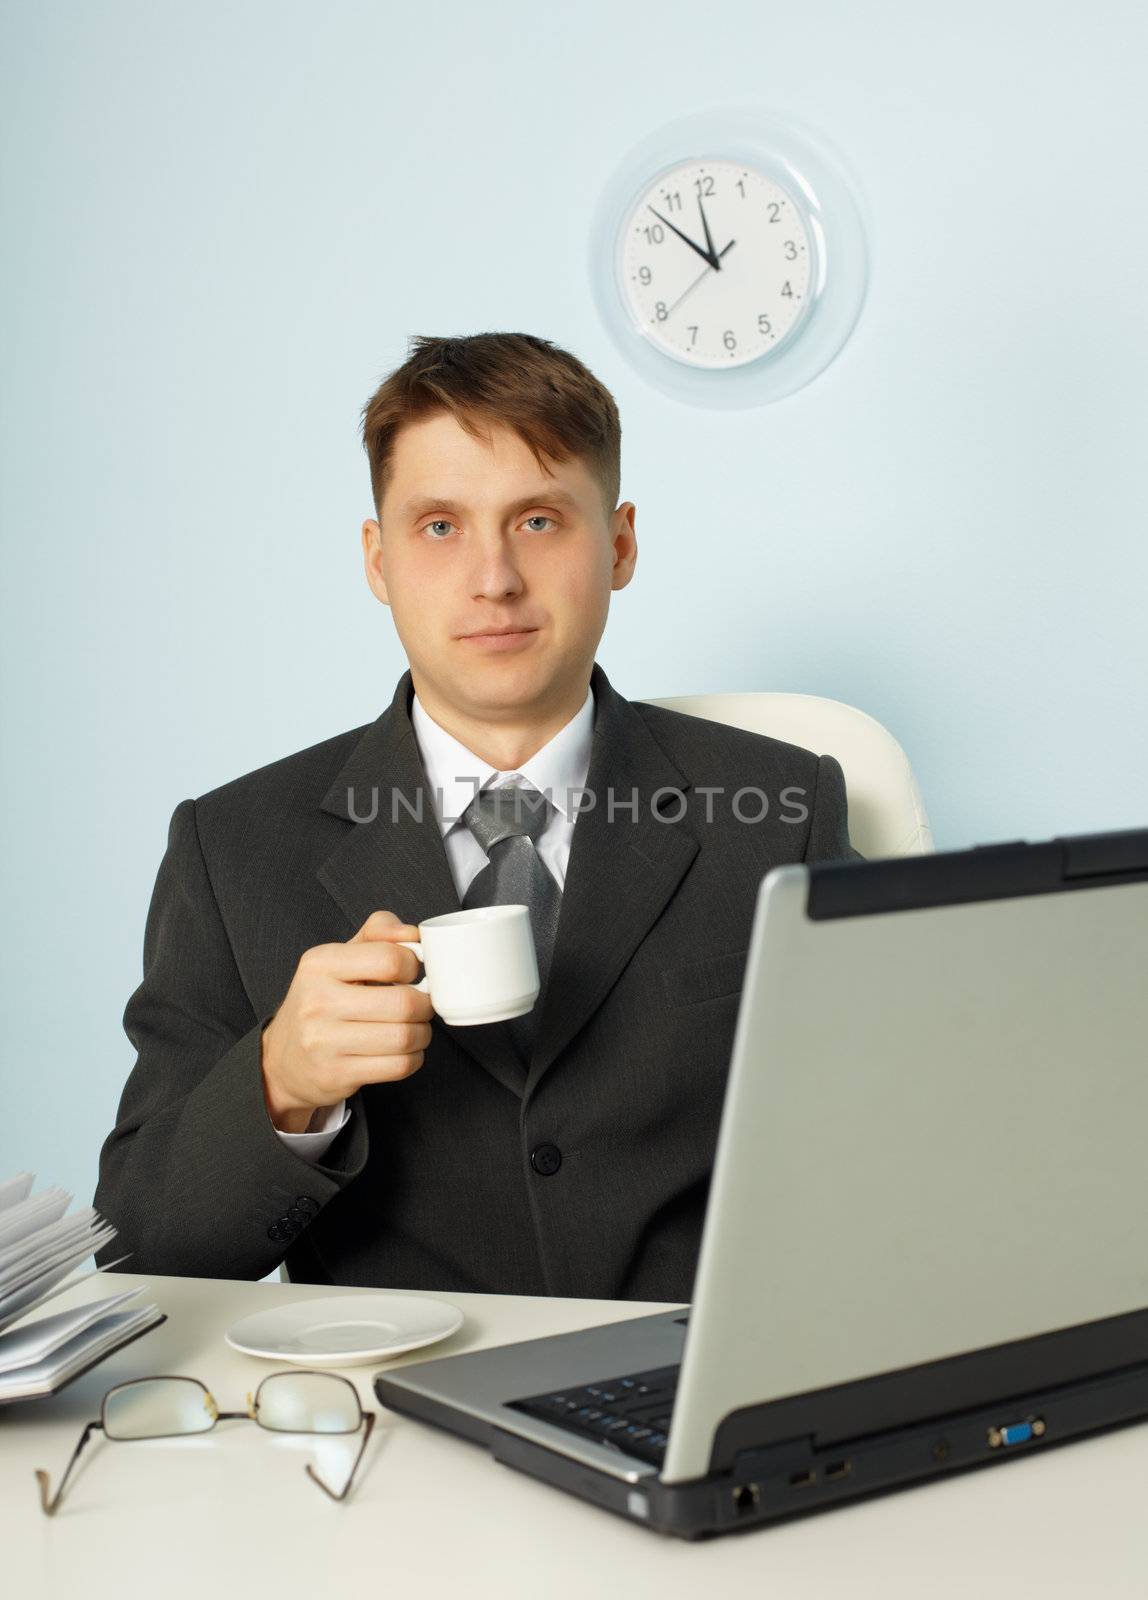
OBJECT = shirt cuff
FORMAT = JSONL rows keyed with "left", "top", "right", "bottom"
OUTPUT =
{"left": 272, "top": 1099, "right": 350, "bottom": 1164}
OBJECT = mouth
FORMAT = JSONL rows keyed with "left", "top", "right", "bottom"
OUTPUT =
{"left": 461, "top": 627, "right": 536, "bottom": 637}
{"left": 456, "top": 626, "right": 540, "bottom": 654}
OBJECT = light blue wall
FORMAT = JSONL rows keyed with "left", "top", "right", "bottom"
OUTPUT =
{"left": 3, "top": 0, "right": 1146, "bottom": 1207}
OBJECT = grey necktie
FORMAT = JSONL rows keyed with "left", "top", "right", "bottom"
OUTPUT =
{"left": 460, "top": 780, "right": 562, "bottom": 1061}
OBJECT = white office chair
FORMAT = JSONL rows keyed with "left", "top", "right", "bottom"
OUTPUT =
{"left": 641, "top": 690, "right": 933, "bottom": 860}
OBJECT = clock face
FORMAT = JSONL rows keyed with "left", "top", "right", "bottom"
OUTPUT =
{"left": 617, "top": 157, "right": 817, "bottom": 371}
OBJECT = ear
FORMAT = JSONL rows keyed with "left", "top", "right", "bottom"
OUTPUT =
{"left": 609, "top": 502, "right": 637, "bottom": 592}
{"left": 362, "top": 519, "right": 391, "bottom": 607}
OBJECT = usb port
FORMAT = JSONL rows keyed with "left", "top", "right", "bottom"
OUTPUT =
{"left": 824, "top": 1459, "right": 852, "bottom": 1481}
{"left": 788, "top": 1469, "right": 816, "bottom": 1489}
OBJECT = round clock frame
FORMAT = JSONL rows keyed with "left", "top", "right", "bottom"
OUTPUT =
{"left": 588, "top": 105, "right": 870, "bottom": 408}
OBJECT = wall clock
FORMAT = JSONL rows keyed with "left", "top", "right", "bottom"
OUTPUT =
{"left": 589, "top": 106, "right": 869, "bottom": 408}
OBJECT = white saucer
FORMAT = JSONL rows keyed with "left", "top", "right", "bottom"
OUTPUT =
{"left": 224, "top": 1294, "right": 465, "bottom": 1368}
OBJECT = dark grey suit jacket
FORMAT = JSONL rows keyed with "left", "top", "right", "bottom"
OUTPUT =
{"left": 94, "top": 662, "right": 862, "bottom": 1301}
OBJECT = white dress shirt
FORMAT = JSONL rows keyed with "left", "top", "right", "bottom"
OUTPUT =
{"left": 275, "top": 683, "right": 595, "bottom": 1162}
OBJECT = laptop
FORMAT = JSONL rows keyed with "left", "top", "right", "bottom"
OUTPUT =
{"left": 374, "top": 826, "right": 1148, "bottom": 1539}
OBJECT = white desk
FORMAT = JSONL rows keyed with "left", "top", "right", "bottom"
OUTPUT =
{"left": 2, "top": 1270, "right": 1146, "bottom": 1599}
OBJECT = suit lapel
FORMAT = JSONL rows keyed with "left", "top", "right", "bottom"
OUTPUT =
{"left": 523, "top": 663, "right": 698, "bottom": 1102}
{"left": 315, "top": 670, "right": 526, "bottom": 1098}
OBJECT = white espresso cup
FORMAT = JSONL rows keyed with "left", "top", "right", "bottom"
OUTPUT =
{"left": 398, "top": 904, "right": 539, "bottom": 1026}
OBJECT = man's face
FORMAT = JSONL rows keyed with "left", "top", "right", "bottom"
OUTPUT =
{"left": 362, "top": 409, "right": 636, "bottom": 722}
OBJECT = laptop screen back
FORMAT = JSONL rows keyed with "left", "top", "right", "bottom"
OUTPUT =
{"left": 663, "top": 835, "right": 1148, "bottom": 1484}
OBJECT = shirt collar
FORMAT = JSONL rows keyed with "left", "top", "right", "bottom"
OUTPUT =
{"left": 410, "top": 685, "right": 595, "bottom": 834}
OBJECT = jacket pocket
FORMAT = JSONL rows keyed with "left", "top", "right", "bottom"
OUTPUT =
{"left": 661, "top": 947, "right": 749, "bottom": 1007}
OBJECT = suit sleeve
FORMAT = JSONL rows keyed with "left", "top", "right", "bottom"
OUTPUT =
{"left": 93, "top": 797, "right": 368, "bottom": 1279}
{"left": 803, "top": 753, "right": 866, "bottom": 864}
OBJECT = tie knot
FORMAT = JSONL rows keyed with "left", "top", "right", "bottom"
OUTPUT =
{"left": 462, "top": 780, "right": 553, "bottom": 852}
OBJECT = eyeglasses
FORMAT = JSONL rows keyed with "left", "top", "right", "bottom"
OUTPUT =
{"left": 35, "top": 1370, "right": 376, "bottom": 1515}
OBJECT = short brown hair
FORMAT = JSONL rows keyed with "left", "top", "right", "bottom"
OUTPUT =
{"left": 359, "top": 332, "right": 621, "bottom": 520}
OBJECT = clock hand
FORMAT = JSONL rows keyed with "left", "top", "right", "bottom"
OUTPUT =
{"left": 647, "top": 205, "right": 718, "bottom": 270}
{"left": 664, "top": 239, "right": 737, "bottom": 317}
{"left": 696, "top": 194, "right": 722, "bottom": 269}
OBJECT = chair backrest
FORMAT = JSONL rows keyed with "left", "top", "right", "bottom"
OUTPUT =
{"left": 640, "top": 690, "right": 934, "bottom": 860}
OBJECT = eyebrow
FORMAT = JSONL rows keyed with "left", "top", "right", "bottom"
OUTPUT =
{"left": 397, "top": 489, "right": 583, "bottom": 520}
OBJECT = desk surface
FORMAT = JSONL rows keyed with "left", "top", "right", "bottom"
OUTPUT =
{"left": 2, "top": 1270, "right": 1146, "bottom": 1599}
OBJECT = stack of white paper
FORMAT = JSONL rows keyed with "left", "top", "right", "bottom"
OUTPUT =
{"left": 0, "top": 1173, "right": 164, "bottom": 1402}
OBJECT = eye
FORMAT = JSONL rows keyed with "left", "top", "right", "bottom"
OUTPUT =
{"left": 524, "top": 515, "right": 557, "bottom": 532}
{"left": 423, "top": 519, "right": 455, "bottom": 539}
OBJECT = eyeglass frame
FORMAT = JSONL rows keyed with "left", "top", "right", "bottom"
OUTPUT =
{"left": 35, "top": 1369, "right": 376, "bottom": 1515}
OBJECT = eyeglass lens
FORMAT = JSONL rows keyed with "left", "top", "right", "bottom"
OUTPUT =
{"left": 104, "top": 1377, "right": 215, "bottom": 1440}
{"left": 256, "top": 1372, "right": 361, "bottom": 1433}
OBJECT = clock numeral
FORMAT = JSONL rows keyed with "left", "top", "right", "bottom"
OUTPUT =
{"left": 694, "top": 174, "right": 715, "bottom": 197}
{"left": 783, "top": 239, "right": 798, "bottom": 260}
{"left": 736, "top": 178, "right": 746, "bottom": 198}
{"left": 638, "top": 265, "right": 652, "bottom": 286}
{"left": 643, "top": 223, "right": 665, "bottom": 245}
{"left": 654, "top": 301, "right": 669, "bottom": 322}
{"left": 758, "top": 313, "right": 773, "bottom": 337}
{"left": 723, "top": 329, "right": 737, "bottom": 351}
{"left": 767, "top": 201, "right": 782, "bottom": 223}
{"left": 687, "top": 325, "right": 698, "bottom": 346}
{"left": 661, "top": 190, "right": 683, "bottom": 211}
{"left": 780, "top": 280, "right": 794, "bottom": 298}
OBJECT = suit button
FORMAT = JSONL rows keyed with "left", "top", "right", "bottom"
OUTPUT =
{"left": 267, "top": 1221, "right": 289, "bottom": 1241}
{"left": 530, "top": 1143, "right": 562, "bottom": 1176}
{"left": 293, "top": 1196, "right": 320, "bottom": 1215}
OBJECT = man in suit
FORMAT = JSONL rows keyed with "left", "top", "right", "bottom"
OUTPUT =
{"left": 94, "top": 331, "right": 862, "bottom": 1302}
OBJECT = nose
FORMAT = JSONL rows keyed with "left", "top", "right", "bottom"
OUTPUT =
{"left": 468, "top": 531, "right": 525, "bottom": 603}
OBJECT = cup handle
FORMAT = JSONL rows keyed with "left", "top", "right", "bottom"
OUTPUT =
{"left": 397, "top": 940, "right": 431, "bottom": 994}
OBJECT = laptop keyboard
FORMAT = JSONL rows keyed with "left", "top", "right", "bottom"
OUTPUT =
{"left": 508, "top": 1363, "right": 680, "bottom": 1467}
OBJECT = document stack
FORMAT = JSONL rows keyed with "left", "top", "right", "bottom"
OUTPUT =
{"left": 0, "top": 1172, "right": 163, "bottom": 1403}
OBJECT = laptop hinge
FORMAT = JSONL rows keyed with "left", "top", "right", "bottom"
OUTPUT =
{"left": 707, "top": 1303, "right": 1148, "bottom": 1475}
